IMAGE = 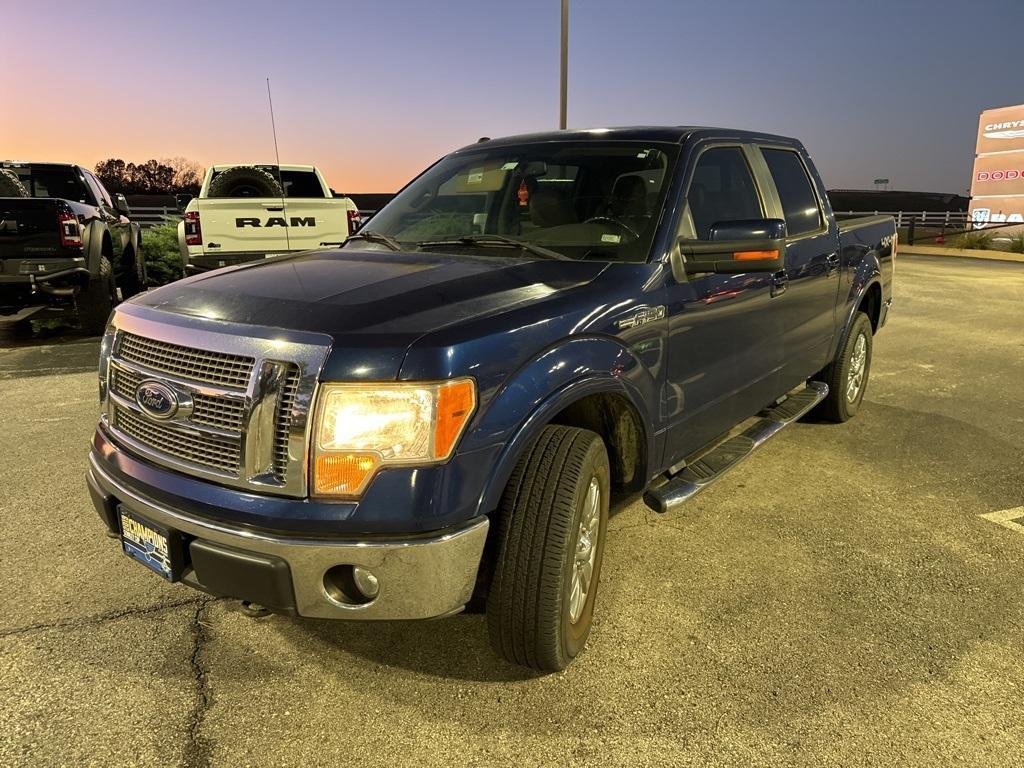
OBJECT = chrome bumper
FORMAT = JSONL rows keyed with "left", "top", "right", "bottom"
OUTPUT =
{"left": 88, "top": 454, "right": 488, "bottom": 620}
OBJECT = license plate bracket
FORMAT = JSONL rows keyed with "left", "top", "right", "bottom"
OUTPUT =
{"left": 118, "top": 506, "right": 186, "bottom": 581}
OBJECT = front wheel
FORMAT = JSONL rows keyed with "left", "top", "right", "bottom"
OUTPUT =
{"left": 816, "top": 311, "right": 873, "bottom": 422}
{"left": 486, "top": 424, "right": 610, "bottom": 672}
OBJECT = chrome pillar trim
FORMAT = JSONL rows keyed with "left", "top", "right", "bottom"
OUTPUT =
{"left": 102, "top": 303, "right": 332, "bottom": 498}
{"left": 245, "top": 360, "right": 288, "bottom": 483}
{"left": 89, "top": 454, "right": 489, "bottom": 620}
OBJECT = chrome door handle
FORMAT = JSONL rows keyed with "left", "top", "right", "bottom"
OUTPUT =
{"left": 770, "top": 270, "right": 788, "bottom": 298}
{"left": 825, "top": 252, "right": 840, "bottom": 273}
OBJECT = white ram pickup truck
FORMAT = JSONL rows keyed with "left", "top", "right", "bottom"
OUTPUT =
{"left": 177, "top": 164, "right": 358, "bottom": 274}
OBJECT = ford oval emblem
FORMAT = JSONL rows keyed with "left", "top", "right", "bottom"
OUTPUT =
{"left": 135, "top": 380, "right": 179, "bottom": 420}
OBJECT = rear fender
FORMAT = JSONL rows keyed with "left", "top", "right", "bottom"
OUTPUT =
{"left": 833, "top": 246, "right": 881, "bottom": 358}
{"left": 469, "top": 336, "right": 657, "bottom": 518}
{"left": 83, "top": 221, "right": 111, "bottom": 276}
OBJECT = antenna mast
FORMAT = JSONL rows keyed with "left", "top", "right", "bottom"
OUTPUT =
{"left": 266, "top": 77, "right": 291, "bottom": 252}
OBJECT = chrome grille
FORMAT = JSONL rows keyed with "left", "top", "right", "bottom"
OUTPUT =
{"left": 103, "top": 308, "right": 329, "bottom": 497}
{"left": 112, "top": 404, "right": 241, "bottom": 474}
{"left": 111, "top": 365, "right": 247, "bottom": 433}
{"left": 117, "top": 331, "right": 255, "bottom": 389}
{"left": 272, "top": 366, "right": 300, "bottom": 482}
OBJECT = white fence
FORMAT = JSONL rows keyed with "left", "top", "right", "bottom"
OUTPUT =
{"left": 130, "top": 206, "right": 179, "bottom": 229}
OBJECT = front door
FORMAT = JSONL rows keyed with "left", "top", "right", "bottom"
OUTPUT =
{"left": 661, "top": 144, "right": 783, "bottom": 466}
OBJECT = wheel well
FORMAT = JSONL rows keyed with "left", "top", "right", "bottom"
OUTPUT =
{"left": 549, "top": 392, "right": 646, "bottom": 492}
{"left": 858, "top": 282, "right": 882, "bottom": 333}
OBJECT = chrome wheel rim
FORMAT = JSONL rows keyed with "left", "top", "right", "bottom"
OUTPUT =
{"left": 847, "top": 333, "right": 868, "bottom": 402}
{"left": 568, "top": 477, "right": 601, "bottom": 625}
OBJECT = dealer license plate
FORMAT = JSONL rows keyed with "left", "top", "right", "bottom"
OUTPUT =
{"left": 119, "top": 508, "right": 179, "bottom": 580}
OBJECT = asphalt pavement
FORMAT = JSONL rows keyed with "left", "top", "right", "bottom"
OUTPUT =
{"left": 1, "top": 255, "right": 1022, "bottom": 767}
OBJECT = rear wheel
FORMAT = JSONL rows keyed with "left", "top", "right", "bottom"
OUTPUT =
{"left": 78, "top": 256, "right": 116, "bottom": 335}
{"left": 486, "top": 424, "right": 610, "bottom": 671}
{"left": 816, "top": 311, "right": 873, "bottom": 422}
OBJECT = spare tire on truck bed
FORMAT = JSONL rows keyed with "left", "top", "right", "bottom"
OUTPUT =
{"left": 207, "top": 166, "right": 283, "bottom": 198}
{"left": 0, "top": 169, "right": 29, "bottom": 197}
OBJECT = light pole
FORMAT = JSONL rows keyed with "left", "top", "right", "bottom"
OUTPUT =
{"left": 560, "top": 0, "right": 568, "bottom": 129}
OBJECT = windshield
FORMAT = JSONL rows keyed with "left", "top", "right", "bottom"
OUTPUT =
{"left": 350, "top": 141, "right": 679, "bottom": 261}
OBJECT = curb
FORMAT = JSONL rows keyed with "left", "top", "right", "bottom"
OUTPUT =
{"left": 899, "top": 245, "right": 1024, "bottom": 264}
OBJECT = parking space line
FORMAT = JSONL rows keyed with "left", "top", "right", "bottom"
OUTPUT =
{"left": 979, "top": 507, "right": 1024, "bottom": 534}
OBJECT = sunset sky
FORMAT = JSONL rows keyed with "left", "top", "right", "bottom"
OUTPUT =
{"left": 4, "top": 0, "right": 1023, "bottom": 194}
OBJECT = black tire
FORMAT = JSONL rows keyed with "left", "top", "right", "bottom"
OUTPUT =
{"left": 0, "top": 169, "right": 28, "bottom": 197}
{"left": 486, "top": 424, "right": 610, "bottom": 671}
{"left": 816, "top": 311, "right": 873, "bottom": 422}
{"left": 78, "top": 256, "right": 116, "bottom": 335}
{"left": 207, "top": 166, "right": 283, "bottom": 198}
{"left": 119, "top": 246, "right": 144, "bottom": 299}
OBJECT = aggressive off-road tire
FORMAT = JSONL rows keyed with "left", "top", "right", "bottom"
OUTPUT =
{"left": 0, "top": 169, "right": 28, "bottom": 197}
{"left": 816, "top": 311, "right": 873, "bottom": 422}
{"left": 119, "top": 246, "right": 145, "bottom": 299}
{"left": 206, "top": 165, "right": 283, "bottom": 198}
{"left": 486, "top": 424, "right": 610, "bottom": 672}
{"left": 78, "top": 256, "right": 116, "bottom": 335}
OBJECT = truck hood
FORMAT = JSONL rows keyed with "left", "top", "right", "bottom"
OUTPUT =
{"left": 133, "top": 249, "right": 606, "bottom": 380}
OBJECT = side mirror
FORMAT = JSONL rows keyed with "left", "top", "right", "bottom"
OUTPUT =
{"left": 674, "top": 218, "right": 787, "bottom": 277}
{"left": 175, "top": 193, "right": 194, "bottom": 213}
{"left": 114, "top": 193, "right": 131, "bottom": 215}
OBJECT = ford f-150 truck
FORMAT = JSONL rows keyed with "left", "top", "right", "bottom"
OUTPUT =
{"left": 177, "top": 164, "right": 359, "bottom": 274}
{"left": 88, "top": 127, "right": 895, "bottom": 671}
{"left": 1, "top": 162, "right": 143, "bottom": 333}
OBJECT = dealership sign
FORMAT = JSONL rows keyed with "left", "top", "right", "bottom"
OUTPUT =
{"left": 970, "top": 104, "right": 1024, "bottom": 233}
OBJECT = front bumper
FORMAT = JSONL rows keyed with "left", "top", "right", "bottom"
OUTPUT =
{"left": 87, "top": 452, "right": 489, "bottom": 620}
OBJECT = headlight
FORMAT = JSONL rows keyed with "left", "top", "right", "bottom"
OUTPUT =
{"left": 312, "top": 378, "right": 476, "bottom": 497}
{"left": 98, "top": 322, "right": 116, "bottom": 406}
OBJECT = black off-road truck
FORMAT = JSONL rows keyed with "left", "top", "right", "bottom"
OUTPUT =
{"left": 0, "top": 162, "right": 144, "bottom": 335}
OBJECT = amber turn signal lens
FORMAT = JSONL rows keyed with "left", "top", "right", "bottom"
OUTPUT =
{"left": 434, "top": 379, "right": 476, "bottom": 458}
{"left": 733, "top": 249, "right": 779, "bottom": 261}
{"left": 314, "top": 452, "right": 380, "bottom": 496}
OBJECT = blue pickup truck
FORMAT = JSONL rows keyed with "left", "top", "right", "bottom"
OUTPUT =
{"left": 87, "top": 127, "right": 895, "bottom": 671}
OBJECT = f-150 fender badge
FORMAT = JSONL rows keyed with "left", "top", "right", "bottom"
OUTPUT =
{"left": 617, "top": 305, "right": 666, "bottom": 330}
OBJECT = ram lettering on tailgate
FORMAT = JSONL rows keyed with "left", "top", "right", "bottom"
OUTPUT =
{"left": 236, "top": 216, "right": 316, "bottom": 227}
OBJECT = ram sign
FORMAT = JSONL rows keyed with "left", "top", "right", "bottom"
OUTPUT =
{"left": 970, "top": 104, "right": 1024, "bottom": 233}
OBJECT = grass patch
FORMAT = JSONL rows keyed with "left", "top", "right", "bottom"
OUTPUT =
{"left": 955, "top": 230, "right": 994, "bottom": 250}
{"left": 141, "top": 219, "right": 183, "bottom": 286}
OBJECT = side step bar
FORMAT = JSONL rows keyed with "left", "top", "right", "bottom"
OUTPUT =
{"left": 643, "top": 382, "right": 829, "bottom": 514}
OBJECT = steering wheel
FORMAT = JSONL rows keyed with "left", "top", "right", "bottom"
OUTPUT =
{"left": 583, "top": 216, "right": 639, "bottom": 240}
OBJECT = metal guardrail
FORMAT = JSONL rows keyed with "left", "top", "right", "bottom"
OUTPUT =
{"left": 834, "top": 210, "right": 971, "bottom": 227}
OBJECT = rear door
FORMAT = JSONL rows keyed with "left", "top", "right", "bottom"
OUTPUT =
{"left": 662, "top": 143, "right": 783, "bottom": 464}
{"left": 752, "top": 146, "right": 841, "bottom": 390}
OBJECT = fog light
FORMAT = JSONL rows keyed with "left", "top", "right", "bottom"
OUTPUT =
{"left": 323, "top": 564, "right": 379, "bottom": 607}
{"left": 352, "top": 566, "right": 379, "bottom": 599}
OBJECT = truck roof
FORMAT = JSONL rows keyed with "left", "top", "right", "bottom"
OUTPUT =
{"left": 209, "top": 163, "right": 318, "bottom": 172}
{"left": 2, "top": 161, "right": 80, "bottom": 168}
{"left": 454, "top": 126, "right": 801, "bottom": 152}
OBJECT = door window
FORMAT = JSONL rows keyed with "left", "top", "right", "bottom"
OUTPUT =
{"left": 686, "top": 147, "right": 763, "bottom": 239}
{"left": 761, "top": 149, "right": 822, "bottom": 236}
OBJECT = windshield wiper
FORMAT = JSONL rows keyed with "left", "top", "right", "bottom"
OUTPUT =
{"left": 416, "top": 234, "right": 571, "bottom": 261}
{"left": 345, "top": 230, "right": 403, "bottom": 251}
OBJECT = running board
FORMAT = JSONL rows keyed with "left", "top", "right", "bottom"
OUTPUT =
{"left": 643, "top": 382, "right": 828, "bottom": 514}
